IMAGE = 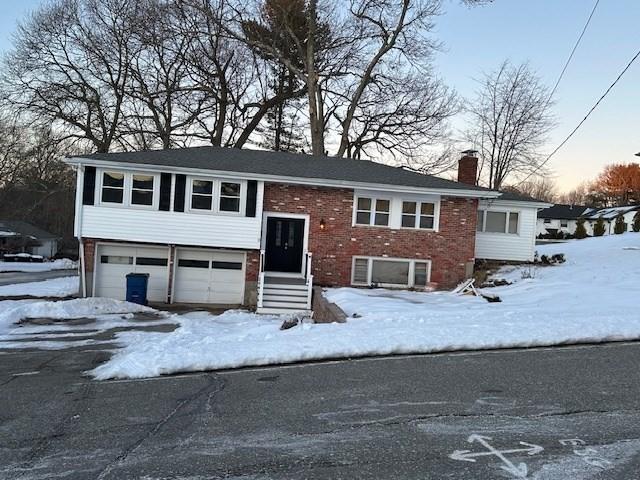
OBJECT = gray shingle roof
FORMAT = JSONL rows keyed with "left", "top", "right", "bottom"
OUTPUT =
{"left": 72, "top": 146, "right": 495, "bottom": 194}
{"left": 538, "top": 204, "right": 593, "bottom": 219}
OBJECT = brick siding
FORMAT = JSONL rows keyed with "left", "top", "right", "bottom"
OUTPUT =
{"left": 262, "top": 183, "right": 478, "bottom": 289}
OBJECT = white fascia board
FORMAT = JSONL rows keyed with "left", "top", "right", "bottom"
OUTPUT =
{"left": 482, "top": 198, "right": 553, "bottom": 209}
{"left": 65, "top": 157, "right": 502, "bottom": 199}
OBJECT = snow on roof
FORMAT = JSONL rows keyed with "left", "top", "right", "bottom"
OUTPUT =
{"left": 585, "top": 205, "right": 640, "bottom": 220}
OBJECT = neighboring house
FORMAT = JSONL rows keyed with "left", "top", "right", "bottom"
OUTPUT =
{"left": 583, "top": 205, "right": 640, "bottom": 235}
{"left": 0, "top": 220, "right": 59, "bottom": 258}
{"left": 537, "top": 204, "right": 593, "bottom": 236}
{"left": 65, "top": 147, "right": 542, "bottom": 313}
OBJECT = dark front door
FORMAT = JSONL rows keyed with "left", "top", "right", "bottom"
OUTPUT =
{"left": 265, "top": 217, "right": 305, "bottom": 273}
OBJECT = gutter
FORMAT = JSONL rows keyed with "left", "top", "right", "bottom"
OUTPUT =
{"left": 64, "top": 157, "right": 502, "bottom": 200}
{"left": 72, "top": 162, "right": 87, "bottom": 298}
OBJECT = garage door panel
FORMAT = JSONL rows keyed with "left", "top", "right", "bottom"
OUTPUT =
{"left": 95, "top": 245, "right": 168, "bottom": 302}
{"left": 174, "top": 249, "right": 244, "bottom": 305}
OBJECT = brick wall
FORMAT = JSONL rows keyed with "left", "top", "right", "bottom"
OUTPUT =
{"left": 263, "top": 183, "right": 478, "bottom": 289}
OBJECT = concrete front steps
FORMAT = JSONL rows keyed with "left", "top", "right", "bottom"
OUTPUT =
{"left": 257, "top": 277, "right": 312, "bottom": 315}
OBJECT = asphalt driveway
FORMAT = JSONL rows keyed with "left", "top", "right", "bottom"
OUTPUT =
{"left": 1, "top": 336, "right": 640, "bottom": 479}
{"left": 0, "top": 269, "right": 78, "bottom": 286}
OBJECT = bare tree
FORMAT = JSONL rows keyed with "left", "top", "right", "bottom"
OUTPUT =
{"left": 504, "top": 176, "right": 558, "bottom": 203}
{"left": 1, "top": 0, "right": 139, "bottom": 152}
{"left": 466, "top": 60, "right": 555, "bottom": 190}
{"left": 0, "top": 116, "right": 26, "bottom": 188}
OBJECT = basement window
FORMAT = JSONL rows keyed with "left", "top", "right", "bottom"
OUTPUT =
{"left": 351, "top": 257, "right": 430, "bottom": 288}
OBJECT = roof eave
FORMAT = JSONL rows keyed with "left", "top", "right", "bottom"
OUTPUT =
{"left": 66, "top": 156, "right": 501, "bottom": 199}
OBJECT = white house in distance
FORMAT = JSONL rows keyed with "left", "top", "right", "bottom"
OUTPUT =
{"left": 537, "top": 204, "right": 592, "bottom": 237}
{"left": 538, "top": 204, "right": 640, "bottom": 237}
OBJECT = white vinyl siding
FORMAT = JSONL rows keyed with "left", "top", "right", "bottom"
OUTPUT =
{"left": 475, "top": 201, "right": 538, "bottom": 262}
{"left": 81, "top": 181, "right": 264, "bottom": 250}
{"left": 351, "top": 256, "right": 431, "bottom": 288}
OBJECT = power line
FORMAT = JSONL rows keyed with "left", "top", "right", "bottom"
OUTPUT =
{"left": 548, "top": 0, "right": 600, "bottom": 101}
{"left": 518, "top": 46, "right": 640, "bottom": 186}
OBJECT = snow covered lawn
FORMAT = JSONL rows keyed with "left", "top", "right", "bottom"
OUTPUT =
{"left": 0, "top": 276, "right": 79, "bottom": 298}
{"left": 91, "top": 233, "right": 640, "bottom": 380}
{"left": 0, "top": 258, "right": 77, "bottom": 272}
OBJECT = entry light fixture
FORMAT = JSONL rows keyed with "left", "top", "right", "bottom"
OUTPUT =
{"left": 319, "top": 218, "right": 326, "bottom": 230}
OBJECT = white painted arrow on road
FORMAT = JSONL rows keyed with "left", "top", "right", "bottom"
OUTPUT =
{"left": 449, "top": 434, "right": 544, "bottom": 478}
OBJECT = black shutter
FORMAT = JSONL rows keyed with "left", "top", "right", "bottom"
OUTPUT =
{"left": 246, "top": 180, "right": 257, "bottom": 217}
{"left": 82, "top": 166, "right": 96, "bottom": 205}
{"left": 174, "top": 174, "right": 186, "bottom": 212}
{"left": 159, "top": 173, "right": 172, "bottom": 211}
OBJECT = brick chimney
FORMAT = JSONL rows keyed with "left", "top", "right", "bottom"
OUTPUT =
{"left": 458, "top": 150, "right": 478, "bottom": 186}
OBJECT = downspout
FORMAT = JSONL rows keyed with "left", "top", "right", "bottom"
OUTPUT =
{"left": 74, "top": 163, "right": 87, "bottom": 298}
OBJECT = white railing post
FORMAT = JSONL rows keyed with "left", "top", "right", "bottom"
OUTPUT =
{"left": 305, "top": 252, "right": 313, "bottom": 309}
{"left": 258, "top": 250, "right": 265, "bottom": 309}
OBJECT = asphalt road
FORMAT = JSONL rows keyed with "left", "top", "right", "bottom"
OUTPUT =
{"left": 1, "top": 342, "right": 640, "bottom": 479}
{"left": 0, "top": 269, "right": 78, "bottom": 286}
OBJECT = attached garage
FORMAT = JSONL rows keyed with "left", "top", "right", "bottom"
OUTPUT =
{"left": 174, "top": 248, "right": 245, "bottom": 304}
{"left": 94, "top": 244, "right": 169, "bottom": 302}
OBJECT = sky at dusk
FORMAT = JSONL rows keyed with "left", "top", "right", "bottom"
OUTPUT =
{"left": 0, "top": 0, "right": 638, "bottom": 192}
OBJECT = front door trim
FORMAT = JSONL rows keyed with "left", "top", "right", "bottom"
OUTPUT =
{"left": 261, "top": 212, "right": 309, "bottom": 278}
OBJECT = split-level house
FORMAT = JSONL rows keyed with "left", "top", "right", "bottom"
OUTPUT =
{"left": 66, "top": 147, "right": 548, "bottom": 314}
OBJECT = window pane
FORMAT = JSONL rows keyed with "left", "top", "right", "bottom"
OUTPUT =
{"left": 132, "top": 190, "right": 153, "bottom": 206}
{"left": 353, "top": 258, "right": 369, "bottom": 284}
{"left": 103, "top": 172, "right": 124, "bottom": 187}
{"left": 357, "top": 197, "right": 371, "bottom": 210}
{"left": 192, "top": 180, "right": 213, "bottom": 195}
{"left": 371, "top": 260, "right": 409, "bottom": 285}
{"left": 414, "top": 262, "right": 428, "bottom": 287}
{"left": 485, "top": 211, "right": 507, "bottom": 233}
{"left": 136, "top": 257, "right": 167, "bottom": 266}
{"left": 191, "top": 195, "right": 212, "bottom": 210}
{"left": 374, "top": 213, "right": 389, "bottom": 226}
{"left": 132, "top": 175, "right": 153, "bottom": 190}
{"left": 102, "top": 187, "right": 123, "bottom": 204}
{"left": 221, "top": 182, "right": 240, "bottom": 197}
{"left": 101, "top": 255, "right": 133, "bottom": 265}
{"left": 375, "top": 199, "right": 390, "bottom": 213}
{"left": 421, "top": 203, "right": 434, "bottom": 215}
{"left": 508, "top": 212, "right": 519, "bottom": 234}
{"left": 402, "top": 214, "right": 416, "bottom": 228}
{"left": 220, "top": 197, "right": 240, "bottom": 212}
{"left": 477, "top": 210, "right": 484, "bottom": 232}
{"left": 212, "top": 261, "right": 243, "bottom": 270}
{"left": 402, "top": 201, "right": 416, "bottom": 214}
{"left": 356, "top": 211, "right": 371, "bottom": 225}
{"left": 419, "top": 216, "right": 434, "bottom": 229}
{"left": 178, "top": 259, "right": 209, "bottom": 268}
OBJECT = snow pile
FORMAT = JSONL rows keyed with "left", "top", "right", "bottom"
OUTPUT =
{"left": 86, "top": 232, "right": 640, "bottom": 379}
{"left": 0, "top": 276, "right": 79, "bottom": 298}
{"left": 0, "top": 297, "right": 155, "bottom": 333}
{"left": 0, "top": 258, "right": 77, "bottom": 272}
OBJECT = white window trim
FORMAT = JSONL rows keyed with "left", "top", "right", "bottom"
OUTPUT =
{"left": 477, "top": 209, "right": 521, "bottom": 236}
{"left": 186, "top": 176, "right": 247, "bottom": 216}
{"left": 351, "top": 256, "right": 431, "bottom": 288}
{"left": 353, "top": 195, "right": 393, "bottom": 227}
{"left": 400, "top": 200, "right": 439, "bottom": 231}
{"left": 96, "top": 169, "right": 160, "bottom": 210}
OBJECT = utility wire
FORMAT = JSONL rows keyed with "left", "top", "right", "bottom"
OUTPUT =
{"left": 518, "top": 46, "right": 640, "bottom": 186}
{"left": 548, "top": 0, "right": 600, "bottom": 101}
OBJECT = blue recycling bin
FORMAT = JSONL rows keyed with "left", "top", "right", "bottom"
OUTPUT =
{"left": 126, "top": 273, "right": 150, "bottom": 305}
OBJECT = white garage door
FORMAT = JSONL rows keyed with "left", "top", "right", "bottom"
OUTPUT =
{"left": 95, "top": 245, "right": 169, "bottom": 302}
{"left": 174, "top": 249, "right": 245, "bottom": 304}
